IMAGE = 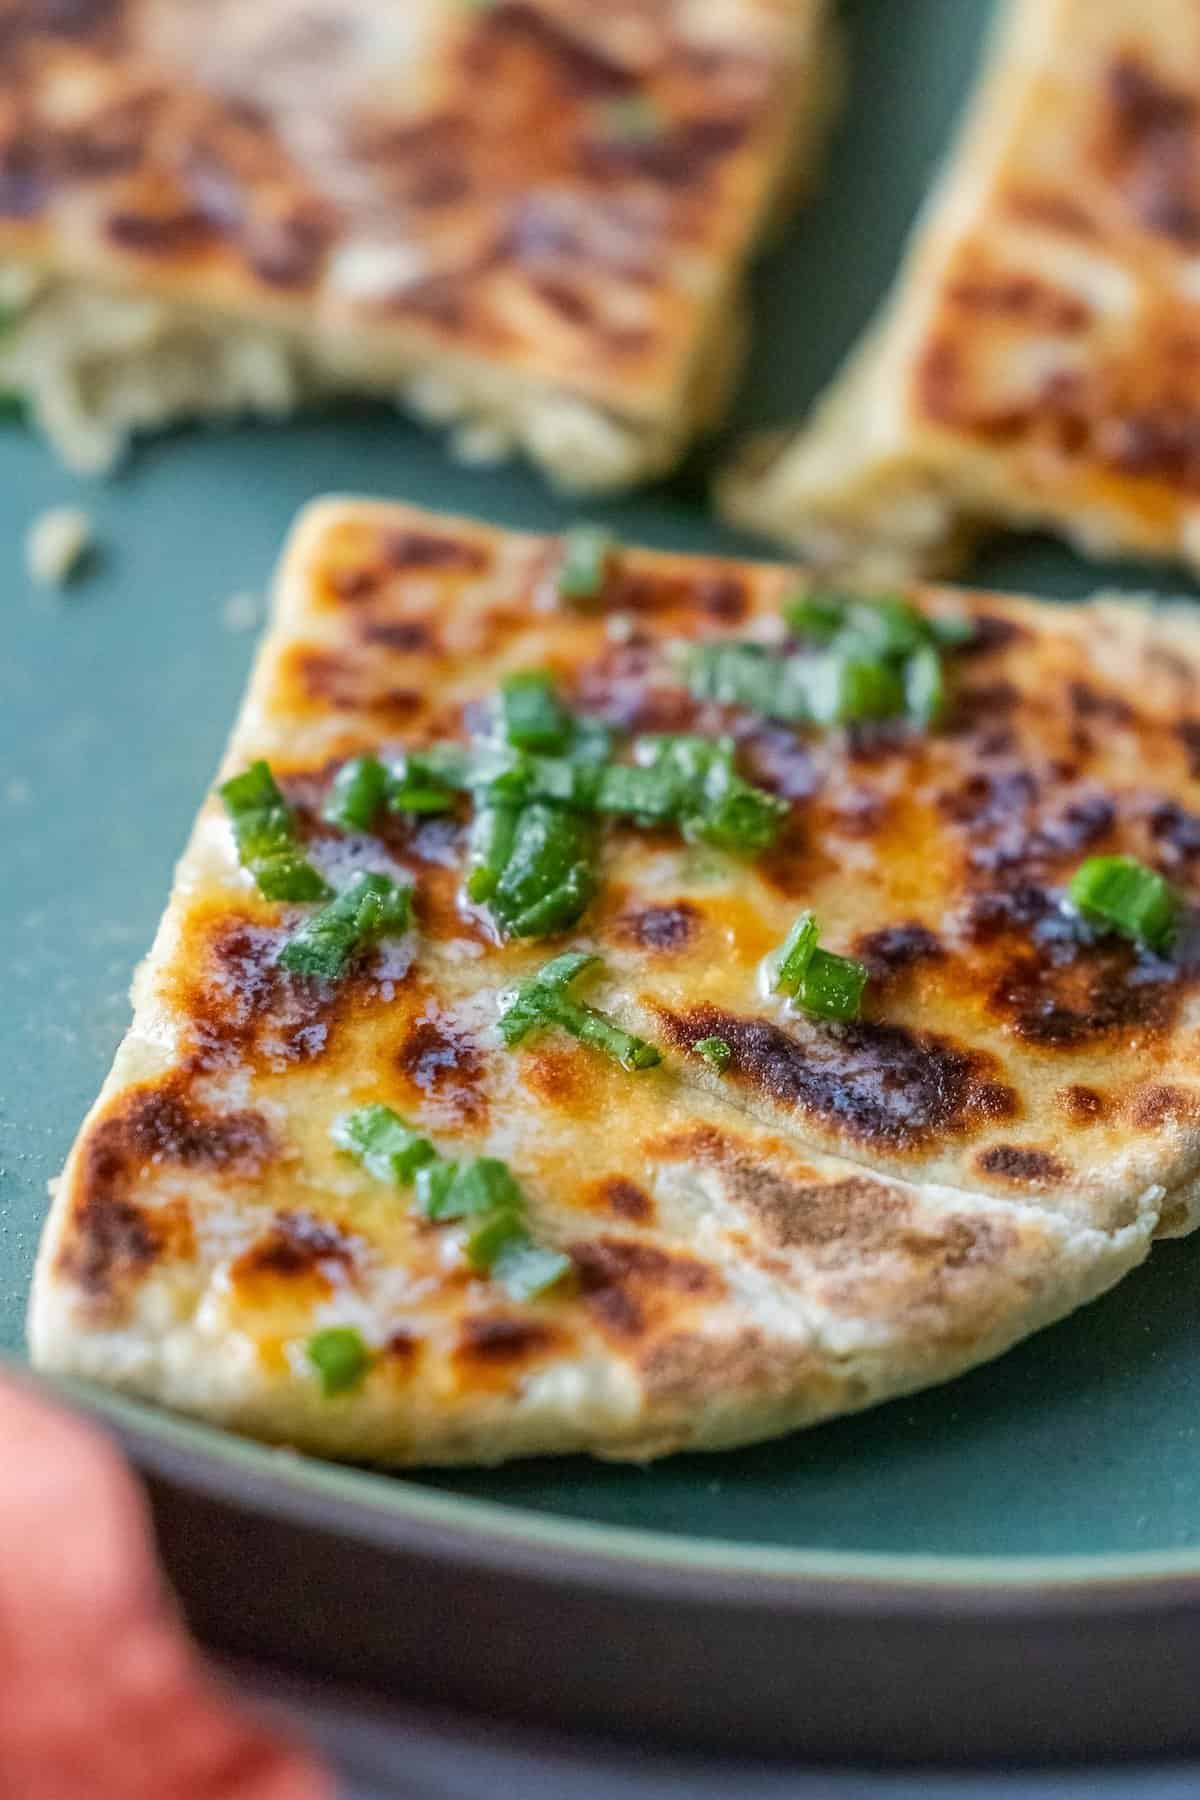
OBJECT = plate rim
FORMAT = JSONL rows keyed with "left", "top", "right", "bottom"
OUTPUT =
{"left": 48, "top": 1372, "right": 1200, "bottom": 1610}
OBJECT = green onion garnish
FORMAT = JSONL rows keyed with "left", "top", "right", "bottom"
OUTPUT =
{"left": 416, "top": 1156, "right": 526, "bottom": 1222}
{"left": 331, "top": 1103, "right": 435, "bottom": 1183}
{"left": 323, "top": 710, "right": 781, "bottom": 947}
{"left": 903, "top": 642, "right": 946, "bottom": 728}
{"left": 681, "top": 643, "right": 804, "bottom": 720}
{"left": 626, "top": 735, "right": 788, "bottom": 853}
{"left": 1068, "top": 856, "right": 1179, "bottom": 952}
{"left": 278, "top": 870, "right": 412, "bottom": 979}
{"left": 786, "top": 590, "right": 961, "bottom": 659}
{"left": 412, "top": 1159, "right": 458, "bottom": 1220}
{"left": 306, "top": 1326, "right": 370, "bottom": 1397}
{"left": 558, "top": 524, "right": 615, "bottom": 605}
{"left": 770, "top": 912, "right": 869, "bottom": 1022}
{"left": 568, "top": 715, "right": 615, "bottom": 765}
{"left": 795, "top": 947, "right": 870, "bottom": 1021}
{"left": 813, "top": 655, "right": 906, "bottom": 727}
{"left": 491, "top": 1237, "right": 574, "bottom": 1300}
{"left": 466, "top": 800, "right": 520, "bottom": 904}
{"left": 684, "top": 642, "right": 908, "bottom": 729}
{"left": 464, "top": 1207, "right": 526, "bottom": 1271}
{"left": 387, "top": 748, "right": 462, "bottom": 814}
{"left": 485, "top": 803, "right": 600, "bottom": 939}
{"left": 324, "top": 754, "right": 389, "bottom": 832}
{"left": 331, "top": 1106, "right": 571, "bottom": 1301}
{"left": 330, "top": 731, "right": 784, "bottom": 881}
{"left": 835, "top": 595, "right": 929, "bottom": 660}
{"left": 464, "top": 1207, "right": 573, "bottom": 1298}
{"left": 499, "top": 951, "right": 662, "bottom": 1071}
{"left": 780, "top": 591, "right": 846, "bottom": 643}
{"left": 499, "top": 670, "right": 573, "bottom": 754}
{"left": 774, "top": 910, "right": 819, "bottom": 991}
{"left": 694, "top": 1036, "right": 732, "bottom": 1072}
{"left": 219, "top": 760, "right": 331, "bottom": 903}
{"left": 685, "top": 589, "right": 967, "bottom": 734}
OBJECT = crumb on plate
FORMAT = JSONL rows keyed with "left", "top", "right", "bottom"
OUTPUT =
{"left": 25, "top": 506, "right": 94, "bottom": 587}
{"left": 221, "top": 591, "right": 261, "bottom": 633}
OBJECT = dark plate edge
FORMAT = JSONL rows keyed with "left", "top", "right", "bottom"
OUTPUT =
{"left": 49, "top": 1373, "right": 1200, "bottom": 1615}
{"left": 24, "top": 1369, "right": 1200, "bottom": 1759}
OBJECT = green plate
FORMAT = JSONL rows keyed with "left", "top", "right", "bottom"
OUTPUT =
{"left": 7, "top": 0, "right": 1200, "bottom": 1759}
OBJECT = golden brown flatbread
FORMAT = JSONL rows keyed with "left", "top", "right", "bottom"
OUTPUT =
{"left": 30, "top": 499, "right": 1200, "bottom": 1463}
{"left": 0, "top": 0, "right": 836, "bottom": 486}
{"left": 722, "top": 0, "right": 1200, "bottom": 577}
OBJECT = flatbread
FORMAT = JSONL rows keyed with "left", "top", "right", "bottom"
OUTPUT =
{"left": 721, "top": 0, "right": 1200, "bottom": 577}
{"left": 0, "top": 0, "right": 836, "bottom": 487}
{"left": 29, "top": 499, "right": 1200, "bottom": 1464}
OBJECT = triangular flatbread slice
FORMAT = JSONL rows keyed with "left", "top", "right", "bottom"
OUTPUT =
{"left": 30, "top": 500, "right": 1200, "bottom": 1463}
{"left": 721, "top": 0, "right": 1200, "bottom": 577}
{"left": 0, "top": 0, "right": 835, "bottom": 487}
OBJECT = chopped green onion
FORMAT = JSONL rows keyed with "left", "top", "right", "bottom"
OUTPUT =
{"left": 219, "top": 760, "right": 331, "bottom": 903}
{"left": 332, "top": 1103, "right": 435, "bottom": 1184}
{"left": 813, "top": 656, "right": 907, "bottom": 728}
{"left": 278, "top": 871, "right": 412, "bottom": 979}
{"left": 498, "top": 949, "right": 595, "bottom": 1040}
{"left": 840, "top": 596, "right": 931, "bottom": 660}
{"left": 413, "top": 1160, "right": 458, "bottom": 1220}
{"left": 509, "top": 754, "right": 598, "bottom": 808}
{"left": 634, "top": 735, "right": 787, "bottom": 853}
{"left": 328, "top": 730, "right": 782, "bottom": 872}
{"left": 328, "top": 1108, "right": 570, "bottom": 1300}
{"left": 772, "top": 910, "right": 819, "bottom": 994}
{"left": 592, "top": 760, "right": 671, "bottom": 820}
{"left": 696, "top": 780, "right": 787, "bottom": 853}
{"left": 464, "top": 1207, "right": 526, "bottom": 1272}
{"left": 690, "top": 588, "right": 966, "bottom": 735}
{"left": 781, "top": 590, "right": 847, "bottom": 643}
{"left": 387, "top": 749, "right": 461, "bottom": 814}
{"left": 466, "top": 800, "right": 521, "bottom": 904}
{"left": 469, "top": 1213, "right": 571, "bottom": 1298}
{"left": 1068, "top": 856, "right": 1179, "bottom": 952}
{"left": 683, "top": 642, "right": 805, "bottom": 720}
{"left": 474, "top": 748, "right": 538, "bottom": 804}
{"left": 306, "top": 1326, "right": 370, "bottom": 1397}
{"left": 416, "top": 1156, "right": 526, "bottom": 1222}
{"left": 684, "top": 642, "right": 908, "bottom": 729}
{"left": 558, "top": 524, "right": 615, "bottom": 605}
{"left": 470, "top": 735, "right": 784, "bottom": 859}
{"left": 322, "top": 703, "right": 782, "bottom": 950}
{"left": 487, "top": 802, "right": 600, "bottom": 938}
{"left": 903, "top": 642, "right": 946, "bottom": 728}
{"left": 770, "top": 913, "right": 869, "bottom": 1022}
{"left": 492, "top": 1237, "right": 573, "bottom": 1300}
{"left": 787, "top": 590, "right": 932, "bottom": 659}
{"left": 499, "top": 670, "right": 573, "bottom": 754}
{"left": 499, "top": 951, "right": 662, "bottom": 1071}
{"left": 694, "top": 1035, "right": 732, "bottom": 1072}
{"left": 324, "top": 754, "right": 389, "bottom": 832}
{"left": 568, "top": 715, "right": 615, "bottom": 765}
{"left": 795, "top": 947, "right": 869, "bottom": 1022}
